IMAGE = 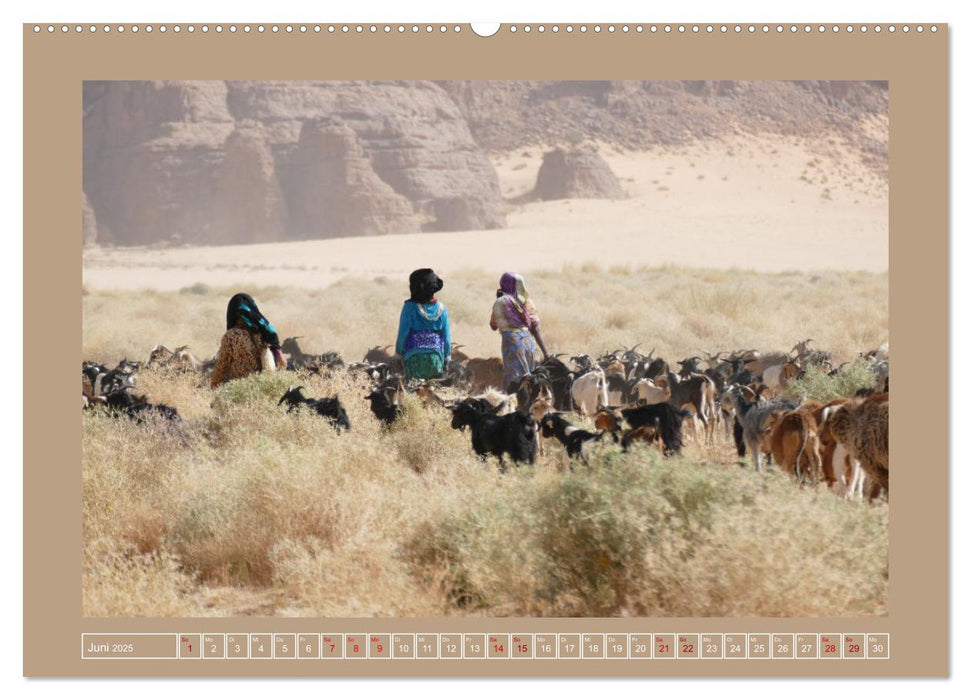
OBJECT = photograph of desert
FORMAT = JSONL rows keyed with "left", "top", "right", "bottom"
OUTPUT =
{"left": 82, "top": 80, "right": 889, "bottom": 618}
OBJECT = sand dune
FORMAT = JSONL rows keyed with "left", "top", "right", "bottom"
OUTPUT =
{"left": 82, "top": 135, "right": 887, "bottom": 291}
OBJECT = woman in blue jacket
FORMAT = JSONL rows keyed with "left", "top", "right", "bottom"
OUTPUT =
{"left": 395, "top": 268, "right": 451, "bottom": 381}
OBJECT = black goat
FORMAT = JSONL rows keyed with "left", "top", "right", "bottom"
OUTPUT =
{"left": 281, "top": 337, "right": 345, "bottom": 373}
{"left": 620, "top": 402, "right": 689, "bottom": 455}
{"left": 515, "top": 368, "right": 556, "bottom": 410}
{"left": 83, "top": 359, "right": 138, "bottom": 396}
{"left": 104, "top": 389, "right": 180, "bottom": 423}
{"left": 570, "top": 354, "right": 594, "bottom": 372}
{"left": 631, "top": 356, "right": 669, "bottom": 380}
{"left": 535, "top": 356, "right": 576, "bottom": 411}
{"left": 450, "top": 399, "right": 537, "bottom": 468}
{"left": 366, "top": 378, "right": 405, "bottom": 426}
{"left": 277, "top": 387, "right": 351, "bottom": 432}
{"left": 449, "top": 397, "right": 502, "bottom": 430}
{"left": 677, "top": 356, "right": 704, "bottom": 377}
{"left": 665, "top": 371, "right": 716, "bottom": 439}
{"left": 436, "top": 359, "right": 471, "bottom": 388}
{"left": 539, "top": 412, "right": 605, "bottom": 459}
{"left": 348, "top": 361, "right": 395, "bottom": 384}
{"left": 727, "top": 358, "right": 757, "bottom": 386}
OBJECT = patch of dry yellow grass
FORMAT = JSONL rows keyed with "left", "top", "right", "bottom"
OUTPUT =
{"left": 82, "top": 266, "right": 887, "bottom": 367}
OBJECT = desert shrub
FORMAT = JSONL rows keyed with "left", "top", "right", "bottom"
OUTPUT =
{"left": 211, "top": 371, "right": 294, "bottom": 410}
{"left": 402, "top": 448, "right": 887, "bottom": 617}
{"left": 388, "top": 396, "right": 470, "bottom": 474}
{"left": 785, "top": 358, "right": 877, "bottom": 402}
{"left": 406, "top": 518, "right": 489, "bottom": 610}
{"left": 531, "top": 463, "right": 650, "bottom": 615}
{"left": 179, "top": 282, "right": 212, "bottom": 295}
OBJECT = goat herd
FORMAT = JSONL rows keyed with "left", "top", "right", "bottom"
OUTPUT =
{"left": 82, "top": 337, "right": 891, "bottom": 502}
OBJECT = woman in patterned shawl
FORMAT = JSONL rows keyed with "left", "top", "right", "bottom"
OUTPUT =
{"left": 395, "top": 269, "right": 452, "bottom": 381}
{"left": 490, "top": 272, "right": 549, "bottom": 393}
{"left": 211, "top": 293, "right": 285, "bottom": 388}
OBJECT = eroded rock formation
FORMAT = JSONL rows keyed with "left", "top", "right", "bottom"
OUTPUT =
{"left": 83, "top": 80, "right": 506, "bottom": 246}
{"left": 534, "top": 147, "right": 625, "bottom": 201}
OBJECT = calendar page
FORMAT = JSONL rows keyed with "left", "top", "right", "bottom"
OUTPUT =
{"left": 23, "top": 21, "right": 947, "bottom": 677}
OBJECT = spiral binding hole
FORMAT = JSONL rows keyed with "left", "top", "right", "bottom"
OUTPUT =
{"left": 29, "top": 21, "right": 942, "bottom": 37}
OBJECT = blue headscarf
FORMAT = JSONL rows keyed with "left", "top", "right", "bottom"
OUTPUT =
{"left": 226, "top": 293, "right": 279, "bottom": 347}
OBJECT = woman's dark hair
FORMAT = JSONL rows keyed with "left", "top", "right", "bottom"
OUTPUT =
{"left": 226, "top": 293, "right": 280, "bottom": 347}
{"left": 408, "top": 268, "right": 444, "bottom": 304}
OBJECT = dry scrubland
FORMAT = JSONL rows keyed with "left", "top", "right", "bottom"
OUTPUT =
{"left": 81, "top": 134, "right": 889, "bottom": 291}
{"left": 82, "top": 266, "right": 888, "bottom": 368}
{"left": 82, "top": 267, "right": 888, "bottom": 617}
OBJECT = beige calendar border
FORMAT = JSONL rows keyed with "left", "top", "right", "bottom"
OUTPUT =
{"left": 23, "top": 23, "right": 948, "bottom": 677}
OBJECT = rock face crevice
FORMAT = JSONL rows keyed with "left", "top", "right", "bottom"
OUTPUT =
{"left": 83, "top": 80, "right": 506, "bottom": 246}
{"left": 211, "top": 122, "right": 288, "bottom": 245}
{"left": 284, "top": 120, "right": 420, "bottom": 240}
{"left": 82, "top": 192, "right": 98, "bottom": 246}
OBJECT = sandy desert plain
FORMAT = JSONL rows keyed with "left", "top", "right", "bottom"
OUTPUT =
{"left": 82, "top": 134, "right": 890, "bottom": 618}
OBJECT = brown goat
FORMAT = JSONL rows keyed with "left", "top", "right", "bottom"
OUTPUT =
{"left": 621, "top": 424, "right": 664, "bottom": 454}
{"left": 768, "top": 409, "right": 823, "bottom": 484}
{"left": 594, "top": 408, "right": 623, "bottom": 433}
{"left": 415, "top": 383, "right": 448, "bottom": 409}
{"left": 465, "top": 357, "right": 506, "bottom": 393}
{"left": 826, "top": 394, "right": 889, "bottom": 499}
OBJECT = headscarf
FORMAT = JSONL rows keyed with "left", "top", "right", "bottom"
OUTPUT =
{"left": 409, "top": 268, "right": 444, "bottom": 304}
{"left": 499, "top": 272, "right": 539, "bottom": 327}
{"left": 226, "top": 293, "right": 280, "bottom": 347}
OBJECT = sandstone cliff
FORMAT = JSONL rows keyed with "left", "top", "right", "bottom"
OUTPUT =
{"left": 83, "top": 80, "right": 505, "bottom": 246}
{"left": 437, "top": 80, "right": 889, "bottom": 153}
{"left": 83, "top": 80, "right": 887, "bottom": 247}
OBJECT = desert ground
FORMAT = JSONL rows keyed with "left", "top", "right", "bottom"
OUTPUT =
{"left": 83, "top": 135, "right": 888, "bottom": 292}
{"left": 82, "top": 136, "right": 889, "bottom": 618}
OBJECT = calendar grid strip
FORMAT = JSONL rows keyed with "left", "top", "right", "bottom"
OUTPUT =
{"left": 81, "top": 632, "right": 892, "bottom": 661}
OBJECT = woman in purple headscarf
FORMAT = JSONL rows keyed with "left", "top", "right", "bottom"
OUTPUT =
{"left": 490, "top": 272, "right": 549, "bottom": 393}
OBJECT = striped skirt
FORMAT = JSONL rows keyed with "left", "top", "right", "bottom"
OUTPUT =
{"left": 500, "top": 328, "right": 537, "bottom": 392}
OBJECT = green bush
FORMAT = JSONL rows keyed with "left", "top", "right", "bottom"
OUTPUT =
{"left": 211, "top": 371, "right": 295, "bottom": 409}
{"left": 785, "top": 358, "right": 877, "bottom": 402}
